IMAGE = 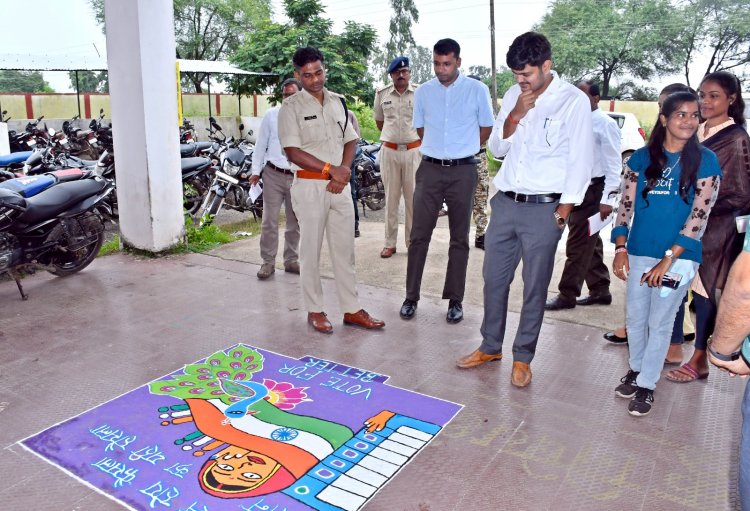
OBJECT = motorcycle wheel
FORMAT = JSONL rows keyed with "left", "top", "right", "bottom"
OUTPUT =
{"left": 197, "top": 190, "right": 224, "bottom": 227}
{"left": 47, "top": 213, "right": 105, "bottom": 277}
{"left": 183, "top": 176, "right": 209, "bottom": 215}
{"left": 363, "top": 181, "right": 386, "bottom": 211}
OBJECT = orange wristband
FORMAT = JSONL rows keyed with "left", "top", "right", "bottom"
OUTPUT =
{"left": 322, "top": 162, "right": 331, "bottom": 177}
{"left": 507, "top": 113, "right": 519, "bottom": 125}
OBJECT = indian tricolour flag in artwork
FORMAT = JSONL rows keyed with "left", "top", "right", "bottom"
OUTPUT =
{"left": 21, "top": 344, "right": 462, "bottom": 510}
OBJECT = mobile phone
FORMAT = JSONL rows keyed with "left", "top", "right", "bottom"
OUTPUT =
{"left": 641, "top": 271, "right": 682, "bottom": 289}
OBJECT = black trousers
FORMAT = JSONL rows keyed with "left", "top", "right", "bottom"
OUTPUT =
{"left": 557, "top": 179, "right": 611, "bottom": 300}
{"left": 406, "top": 159, "right": 477, "bottom": 302}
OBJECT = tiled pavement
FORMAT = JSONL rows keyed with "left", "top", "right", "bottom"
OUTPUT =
{"left": 0, "top": 235, "right": 744, "bottom": 510}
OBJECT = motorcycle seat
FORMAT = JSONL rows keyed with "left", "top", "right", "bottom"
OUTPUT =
{"left": 16, "top": 178, "right": 108, "bottom": 226}
{"left": 180, "top": 141, "right": 212, "bottom": 157}
{"left": 181, "top": 157, "right": 211, "bottom": 174}
{"left": 0, "top": 151, "right": 34, "bottom": 167}
{"left": 361, "top": 143, "right": 381, "bottom": 154}
{"left": 0, "top": 174, "right": 56, "bottom": 198}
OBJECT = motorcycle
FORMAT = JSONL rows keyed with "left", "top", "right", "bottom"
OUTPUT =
{"left": 0, "top": 175, "right": 115, "bottom": 300}
{"left": 195, "top": 123, "right": 260, "bottom": 226}
{"left": 181, "top": 157, "right": 215, "bottom": 215}
{"left": 353, "top": 140, "right": 385, "bottom": 213}
{"left": 62, "top": 114, "right": 100, "bottom": 160}
{"left": 179, "top": 118, "right": 196, "bottom": 143}
{"left": 3, "top": 111, "right": 45, "bottom": 152}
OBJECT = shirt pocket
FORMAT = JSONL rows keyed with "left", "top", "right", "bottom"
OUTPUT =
{"left": 532, "top": 118, "right": 561, "bottom": 149}
{"left": 300, "top": 112, "right": 327, "bottom": 143}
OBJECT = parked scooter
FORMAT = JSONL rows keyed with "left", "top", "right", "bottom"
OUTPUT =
{"left": 0, "top": 175, "right": 115, "bottom": 300}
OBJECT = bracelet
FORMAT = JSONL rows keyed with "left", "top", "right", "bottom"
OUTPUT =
{"left": 707, "top": 342, "right": 741, "bottom": 362}
{"left": 615, "top": 247, "right": 627, "bottom": 254}
{"left": 322, "top": 162, "right": 331, "bottom": 177}
{"left": 507, "top": 113, "right": 520, "bottom": 125}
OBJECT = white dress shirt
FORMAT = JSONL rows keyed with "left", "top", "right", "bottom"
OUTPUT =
{"left": 412, "top": 72, "right": 495, "bottom": 159}
{"left": 592, "top": 108, "right": 622, "bottom": 206}
{"left": 251, "top": 106, "right": 291, "bottom": 175}
{"left": 488, "top": 71, "right": 593, "bottom": 205}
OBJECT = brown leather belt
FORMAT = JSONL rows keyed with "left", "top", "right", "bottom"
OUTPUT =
{"left": 296, "top": 169, "right": 330, "bottom": 180}
{"left": 267, "top": 161, "right": 292, "bottom": 175}
{"left": 382, "top": 140, "right": 421, "bottom": 151}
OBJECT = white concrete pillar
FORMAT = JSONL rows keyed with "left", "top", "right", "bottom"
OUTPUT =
{"left": 104, "top": 0, "right": 184, "bottom": 251}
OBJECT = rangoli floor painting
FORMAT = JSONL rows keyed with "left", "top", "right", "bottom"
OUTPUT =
{"left": 21, "top": 344, "right": 462, "bottom": 511}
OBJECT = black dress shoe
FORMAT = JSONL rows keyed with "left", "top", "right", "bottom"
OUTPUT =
{"left": 475, "top": 234, "right": 485, "bottom": 250}
{"left": 576, "top": 294, "right": 613, "bottom": 306}
{"left": 545, "top": 295, "right": 576, "bottom": 311}
{"left": 604, "top": 331, "right": 628, "bottom": 344}
{"left": 400, "top": 299, "right": 417, "bottom": 319}
{"left": 354, "top": 229, "right": 360, "bottom": 238}
{"left": 446, "top": 300, "right": 463, "bottom": 324}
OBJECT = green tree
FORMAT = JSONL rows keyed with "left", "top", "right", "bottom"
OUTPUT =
{"left": 608, "top": 80, "right": 658, "bottom": 101}
{"left": 230, "top": 0, "right": 378, "bottom": 104}
{"left": 467, "top": 65, "right": 491, "bottom": 81}
{"left": 0, "top": 70, "right": 54, "bottom": 93}
{"left": 535, "top": 0, "right": 683, "bottom": 96}
{"left": 673, "top": 0, "right": 750, "bottom": 86}
{"left": 90, "top": 0, "right": 271, "bottom": 92}
{"left": 68, "top": 71, "right": 109, "bottom": 93}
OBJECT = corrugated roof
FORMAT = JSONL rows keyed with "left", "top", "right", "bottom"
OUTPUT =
{"left": 0, "top": 54, "right": 274, "bottom": 75}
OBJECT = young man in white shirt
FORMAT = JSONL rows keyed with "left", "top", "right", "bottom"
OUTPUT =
{"left": 457, "top": 32, "right": 593, "bottom": 387}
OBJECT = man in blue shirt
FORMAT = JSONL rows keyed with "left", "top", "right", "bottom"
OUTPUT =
{"left": 399, "top": 38, "right": 495, "bottom": 324}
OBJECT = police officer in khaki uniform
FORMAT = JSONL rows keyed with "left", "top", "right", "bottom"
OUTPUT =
{"left": 278, "top": 46, "right": 385, "bottom": 334}
{"left": 373, "top": 56, "right": 421, "bottom": 259}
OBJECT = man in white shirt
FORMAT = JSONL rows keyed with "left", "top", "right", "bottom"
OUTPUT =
{"left": 252, "top": 78, "right": 302, "bottom": 280}
{"left": 456, "top": 32, "right": 593, "bottom": 387}
{"left": 545, "top": 80, "right": 620, "bottom": 310}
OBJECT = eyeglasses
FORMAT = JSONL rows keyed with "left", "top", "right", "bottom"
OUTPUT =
{"left": 392, "top": 69, "right": 410, "bottom": 76}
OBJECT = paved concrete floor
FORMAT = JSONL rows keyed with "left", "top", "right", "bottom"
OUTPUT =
{"left": 0, "top": 221, "right": 745, "bottom": 510}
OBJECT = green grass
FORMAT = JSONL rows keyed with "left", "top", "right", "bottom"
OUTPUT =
{"left": 95, "top": 214, "right": 263, "bottom": 257}
{"left": 98, "top": 234, "right": 121, "bottom": 256}
{"left": 182, "top": 214, "right": 262, "bottom": 253}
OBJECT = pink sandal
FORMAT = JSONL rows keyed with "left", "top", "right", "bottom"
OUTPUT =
{"left": 665, "top": 364, "right": 709, "bottom": 383}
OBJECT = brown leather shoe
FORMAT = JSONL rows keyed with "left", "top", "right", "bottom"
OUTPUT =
{"left": 343, "top": 309, "right": 385, "bottom": 330}
{"left": 511, "top": 361, "right": 532, "bottom": 387}
{"left": 308, "top": 312, "right": 333, "bottom": 334}
{"left": 456, "top": 349, "right": 502, "bottom": 369}
{"left": 380, "top": 247, "right": 396, "bottom": 258}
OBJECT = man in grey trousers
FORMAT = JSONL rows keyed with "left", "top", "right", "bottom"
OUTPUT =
{"left": 252, "top": 79, "right": 302, "bottom": 279}
{"left": 456, "top": 32, "right": 593, "bottom": 387}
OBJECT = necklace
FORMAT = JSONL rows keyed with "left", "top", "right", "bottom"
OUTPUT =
{"left": 663, "top": 155, "right": 681, "bottom": 176}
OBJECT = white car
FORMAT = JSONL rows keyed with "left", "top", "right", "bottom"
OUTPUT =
{"left": 606, "top": 111, "right": 646, "bottom": 164}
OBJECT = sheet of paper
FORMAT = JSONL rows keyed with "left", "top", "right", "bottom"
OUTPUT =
{"left": 249, "top": 182, "right": 262, "bottom": 203}
{"left": 588, "top": 211, "right": 614, "bottom": 236}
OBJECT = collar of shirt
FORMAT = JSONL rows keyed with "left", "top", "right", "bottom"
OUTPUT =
{"left": 698, "top": 118, "right": 735, "bottom": 143}
{"left": 414, "top": 72, "right": 493, "bottom": 159}
{"left": 490, "top": 71, "right": 593, "bottom": 204}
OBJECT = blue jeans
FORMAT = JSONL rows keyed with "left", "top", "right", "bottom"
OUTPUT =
{"left": 626, "top": 255, "right": 696, "bottom": 390}
{"left": 742, "top": 381, "right": 750, "bottom": 510}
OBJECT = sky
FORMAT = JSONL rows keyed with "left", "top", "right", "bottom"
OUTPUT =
{"left": 0, "top": 0, "right": 715, "bottom": 94}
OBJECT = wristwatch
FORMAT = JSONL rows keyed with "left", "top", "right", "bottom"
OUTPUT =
{"left": 707, "top": 342, "right": 741, "bottom": 362}
{"left": 664, "top": 249, "right": 674, "bottom": 259}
